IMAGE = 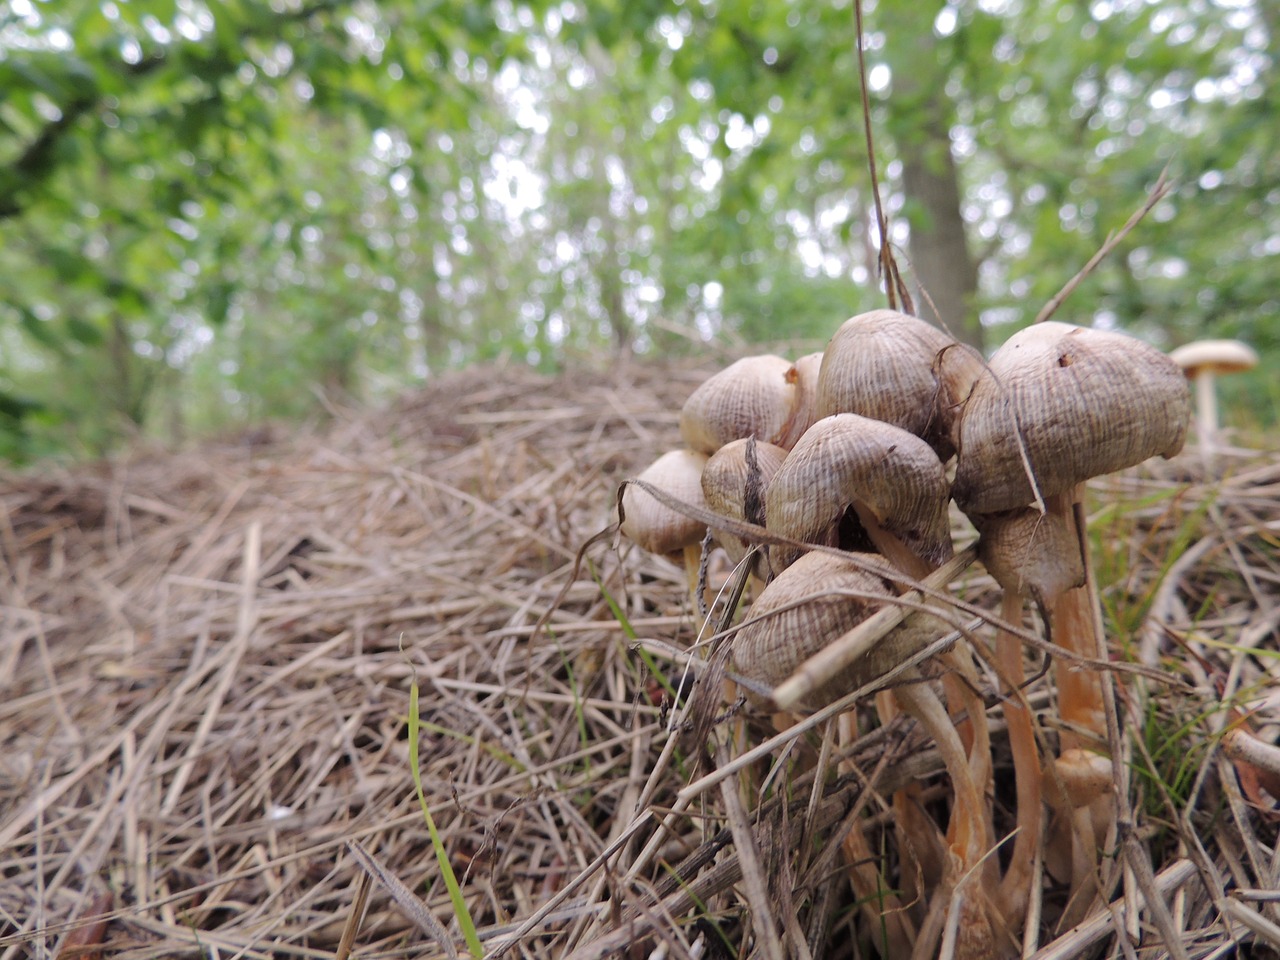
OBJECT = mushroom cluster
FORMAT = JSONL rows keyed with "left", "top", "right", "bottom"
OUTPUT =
{"left": 617, "top": 310, "right": 1192, "bottom": 956}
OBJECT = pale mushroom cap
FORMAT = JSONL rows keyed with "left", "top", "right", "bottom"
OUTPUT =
{"left": 774, "top": 352, "right": 824, "bottom": 449}
{"left": 953, "top": 322, "right": 1192, "bottom": 516}
{"left": 765, "top": 413, "right": 953, "bottom": 573}
{"left": 702, "top": 438, "right": 789, "bottom": 520}
{"left": 678, "top": 355, "right": 797, "bottom": 455}
{"left": 816, "top": 309, "right": 983, "bottom": 459}
{"left": 732, "top": 551, "right": 944, "bottom": 709}
{"left": 619, "top": 449, "right": 709, "bottom": 556}
{"left": 702, "top": 438, "right": 788, "bottom": 574}
{"left": 1168, "top": 339, "right": 1259, "bottom": 375}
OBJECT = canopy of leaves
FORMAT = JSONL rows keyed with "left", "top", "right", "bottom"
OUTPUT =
{"left": 0, "top": 0, "right": 1275, "bottom": 461}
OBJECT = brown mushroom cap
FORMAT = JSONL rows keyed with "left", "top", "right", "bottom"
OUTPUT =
{"left": 679, "top": 355, "right": 797, "bottom": 455}
{"left": 952, "top": 322, "right": 1192, "bottom": 516}
{"left": 765, "top": 413, "right": 953, "bottom": 575}
{"left": 701, "top": 438, "right": 789, "bottom": 573}
{"left": 816, "top": 309, "right": 984, "bottom": 459}
{"left": 619, "top": 449, "right": 709, "bottom": 556}
{"left": 1169, "top": 339, "right": 1259, "bottom": 375}
{"left": 732, "top": 551, "right": 945, "bottom": 709}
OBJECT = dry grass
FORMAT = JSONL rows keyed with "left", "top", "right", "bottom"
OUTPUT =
{"left": 1, "top": 358, "right": 1278, "bottom": 960}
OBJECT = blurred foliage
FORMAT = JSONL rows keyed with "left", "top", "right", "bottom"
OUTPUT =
{"left": 0, "top": 0, "right": 1275, "bottom": 461}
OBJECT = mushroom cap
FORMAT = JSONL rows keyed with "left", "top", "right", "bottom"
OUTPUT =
{"left": 679, "top": 355, "right": 798, "bottom": 455}
{"left": 732, "top": 551, "right": 945, "bottom": 709}
{"left": 816, "top": 309, "right": 984, "bottom": 459}
{"left": 774, "top": 352, "right": 824, "bottom": 449}
{"left": 765, "top": 413, "right": 953, "bottom": 574}
{"left": 974, "top": 506, "right": 1084, "bottom": 604}
{"left": 1168, "top": 339, "right": 1259, "bottom": 375}
{"left": 952, "top": 322, "right": 1192, "bottom": 516}
{"left": 701, "top": 438, "right": 789, "bottom": 574}
{"left": 619, "top": 449, "right": 709, "bottom": 556}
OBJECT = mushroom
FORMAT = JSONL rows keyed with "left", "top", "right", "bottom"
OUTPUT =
{"left": 952, "top": 321, "right": 1190, "bottom": 517}
{"left": 731, "top": 550, "right": 946, "bottom": 708}
{"left": 764, "top": 413, "right": 953, "bottom": 579}
{"left": 619, "top": 449, "right": 710, "bottom": 609}
{"left": 816, "top": 309, "right": 984, "bottom": 459}
{"left": 953, "top": 320, "right": 1191, "bottom": 918}
{"left": 1168, "top": 339, "right": 1258, "bottom": 452}
{"left": 700, "top": 438, "right": 788, "bottom": 580}
{"left": 679, "top": 355, "right": 799, "bottom": 455}
{"left": 953, "top": 321, "right": 1190, "bottom": 740}
{"left": 732, "top": 550, "right": 1005, "bottom": 956}
{"left": 731, "top": 550, "right": 955, "bottom": 955}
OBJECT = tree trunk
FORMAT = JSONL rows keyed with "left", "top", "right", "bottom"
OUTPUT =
{"left": 883, "top": 7, "right": 984, "bottom": 351}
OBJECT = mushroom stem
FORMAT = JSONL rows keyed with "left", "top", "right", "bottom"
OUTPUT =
{"left": 1043, "top": 487, "right": 1116, "bottom": 918}
{"left": 894, "top": 680, "right": 986, "bottom": 862}
{"left": 1049, "top": 583, "right": 1107, "bottom": 749}
{"left": 1045, "top": 489, "right": 1107, "bottom": 751}
{"left": 683, "top": 542, "right": 706, "bottom": 623}
{"left": 1193, "top": 369, "right": 1220, "bottom": 449}
{"left": 995, "top": 588, "right": 1043, "bottom": 925}
{"left": 894, "top": 678, "right": 1000, "bottom": 957}
{"left": 874, "top": 690, "right": 946, "bottom": 910}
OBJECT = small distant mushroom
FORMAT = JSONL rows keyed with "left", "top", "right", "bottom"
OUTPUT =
{"left": 1168, "top": 339, "right": 1259, "bottom": 451}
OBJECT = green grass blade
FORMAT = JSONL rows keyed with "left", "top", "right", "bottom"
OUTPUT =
{"left": 587, "top": 558, "right": 683, "bottom": 701}
{"left": 409, "top": 680, "right": 484, "bottom": 959}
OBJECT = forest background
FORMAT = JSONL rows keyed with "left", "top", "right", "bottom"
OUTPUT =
{"left": 0, "top": 0, "right": 1274, "bottom": 464}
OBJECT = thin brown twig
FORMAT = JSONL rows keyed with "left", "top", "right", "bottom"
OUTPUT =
{"left": 854, "top": 0, "right": 914, "bottom": 314}
{"left": 1033, "top": 166, "right": 1173, "bottom": 324}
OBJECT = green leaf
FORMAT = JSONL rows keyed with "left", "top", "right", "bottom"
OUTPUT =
{"left": 65, "top": 316, "right": 104, "bottom": 346}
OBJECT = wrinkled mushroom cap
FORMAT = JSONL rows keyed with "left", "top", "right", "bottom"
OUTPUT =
{"left": 816, "top": 309, "right": 984, "bottom": 459}
{"left": 619, "top": 449, "right": 709, "bottom": 556}
{"left": 701, "top": 438, "right": 789, "bottom": 574}
{"left": 679, "top": 355, "right": 797, "bottom": 455}
{"left": 765, "top": 414, "right": 953, "bottom": 575}
{"left": 953, "top": 322, "right": 1191, "bottom": 516}
{"left": 1169, "top": 339, "right": 1259, "bottom": 375}
{"left": 732, "top": 551, "right": 946, "bottom": 709}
